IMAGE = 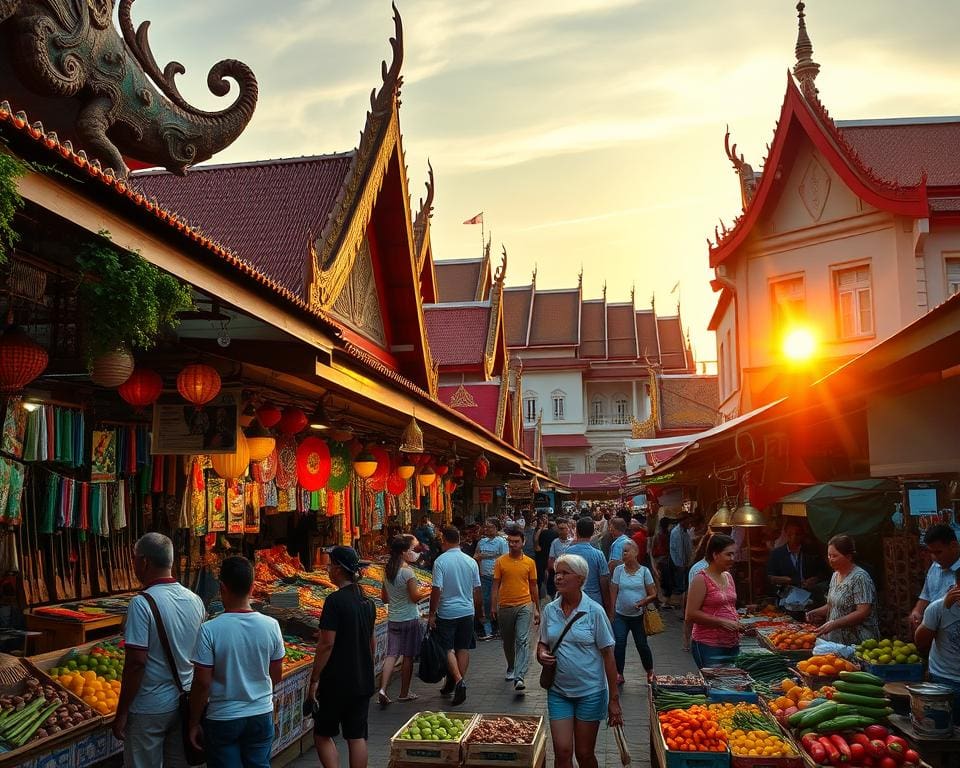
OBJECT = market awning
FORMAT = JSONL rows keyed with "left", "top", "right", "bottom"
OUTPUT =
{"left": 541, "top": 434, "right": 590, "bottom": 449}
{"left": 775, "top": 479, "right": 899, "bottom": 541}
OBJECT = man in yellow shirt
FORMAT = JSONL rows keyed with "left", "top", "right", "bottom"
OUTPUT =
{"left": 491, "top": 526, "right": 540, "bottom": 692}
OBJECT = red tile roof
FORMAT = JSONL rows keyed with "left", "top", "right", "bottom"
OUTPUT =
{"left": 423, "top": 305, "right": 490, "bottom": 367}
{"left": 657, "top": 316, "right": 688, "bottom": 371}
{"left": 528, "top": 290, "right": 580, "bottom": 346}
{"left": 541, "top": 434, "right": 590, "bottom": 448}
{"left": 133, "top": 154, "right": 354, "bottom": 296}
{"left": 579, "top": 301, "right": 606, "bottom": 358}
{"left": 840, "top": 119, "right": 960, "bottom": 187}
{"left": 503, "top": 286, "right": 533, "bottom": 346}
{"left": 562, "top": 472, "right": 623, "bottom": 491}
{"left": 434, "top": 260, "right": 484, "bottom": 303}
{"left": 636, "top": 311, "right": 660, "bottom": 360}
{"left": 438, "top": 383, "right": 501, "bottom": 433}
{"left": 606, "top": 304, "right": 638, "bottom": 359}
{"left": 522, "top": 427, "right": 537, "bottom": 461}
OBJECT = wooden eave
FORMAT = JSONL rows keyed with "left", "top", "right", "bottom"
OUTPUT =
{"left": 709, "top": 74, "right": 928, "bottom": 268}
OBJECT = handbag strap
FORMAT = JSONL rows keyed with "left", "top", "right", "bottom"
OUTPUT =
{"left": 550, "top": 610, "right": 587, "bottom": 654}
{"left": 140, "top": 591, "right": 185, "bottom": 694}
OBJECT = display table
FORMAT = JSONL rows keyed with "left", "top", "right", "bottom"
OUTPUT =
{"left": 24, "top": 611, "right": 125, "bottom": 654}
{"left": 889, "top": 716, "right": 960, "bottom": 768}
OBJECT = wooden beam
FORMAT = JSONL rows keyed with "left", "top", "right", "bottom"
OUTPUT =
{"left": 17, "top": 169, "right": 337, "bottom": 356}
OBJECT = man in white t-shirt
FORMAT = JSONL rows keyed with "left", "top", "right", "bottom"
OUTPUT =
{"left": 113, "top": 533, "right": 205, "bottom": 768}
{"left": 189, "top": 557, "right": 285, "bottom": 768}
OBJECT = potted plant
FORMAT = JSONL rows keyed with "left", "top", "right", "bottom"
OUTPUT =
{"left": 76, "top": 232, "right": 192, "bottom": 386}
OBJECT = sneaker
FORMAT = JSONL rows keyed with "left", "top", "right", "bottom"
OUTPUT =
{"left": 505, "top": 669, "right": 515, "bottom": 681}
{"left": 478, "top": 634, "right": 493, "bottom": 642}
{"left": 452, "top": 680, "right": 467, "bottom": 706}
{"left": 514, "top": 678, "right": 525, "bottom": 691}
{"left": 440, "top": 677, "right": 455, "bottom": 696}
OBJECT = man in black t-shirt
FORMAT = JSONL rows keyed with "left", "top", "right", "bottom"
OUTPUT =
{"left": 535, "top": 517, "right": 558, "bottom": 598}
{"left": 308, "top": 546, "right": 376, "bottom": 768}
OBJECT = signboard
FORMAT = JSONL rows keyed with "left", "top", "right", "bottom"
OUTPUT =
{"left": 477, "top": 487, "right": 494, "bottom": 504}
{"left": 151, "top": 391, "right": 240, "bottom": 455}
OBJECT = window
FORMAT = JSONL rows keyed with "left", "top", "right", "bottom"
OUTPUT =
{"left": 550, "top": 455, "right": 575, "bottom": 474}
{"left": 551, "top": 390, "right": 566, "bottom": 421}
{"left": 719, "top": 340, "right": 727, "bottom": 397}
{"left": 725, "top": 329, "right": 737, "bottom": 391}
{"left": 590, "top": 397, "right": 605, "bottom": 425}
{"left": 614, "top": 396, "right": 630, "bottom": 424}
{"left": 523, "top": 394, "right": 537, "bottom": 423}
{"left": 947, "top": 257, "right": 960, "bottom": 296}
{"left": 595, "top": 452, "right": 622, "bottom": 473}
{"left": 771, "top": 276, "right": 805, "bottom": 333}
{"left": 835, "top": 265, "right": 874, "bottom": 339}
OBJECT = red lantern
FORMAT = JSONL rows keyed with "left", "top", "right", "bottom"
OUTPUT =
{"left": 177, "top": 364, "right": 221, "bottom": 408}
{"left": 0, "top": 323, "right": 48, "bottom": 392}
{"left": 296, "top": 436, "right": 331, "bottom": 491}
{"left": 453, "top": 466, "right": 464, "bottom": 479}
{"left": 475, "top": 453, "right": 490, "bottom": 480}
{"left": 118, "top": 367, "right": 163, "bottom": 409}
{"left": 277, "top": 406, "right": 307, "bottom": 435}
{"left": 436, "top": 463, "right": 449, "bottom": 477}
{"left": 387, "top": 472, "right": 406, "bottom": 495}
{"left": 256, "top": 401, "right": 282, "bottom": 428}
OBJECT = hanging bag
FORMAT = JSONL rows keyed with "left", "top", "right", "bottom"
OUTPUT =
{"left": 141, "top": 592, "right": 206, "bottom": 767}
{"left": 644, "top": 603, "right": 665, "bottom": 636}
{"left": 417, "top": 629, "right": 448, "bottom": 684}
{"left": 539, "top": 610, "right": 586, "bottom": 690}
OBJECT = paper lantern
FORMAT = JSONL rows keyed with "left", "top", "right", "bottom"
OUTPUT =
{"left": 277, "top": 406, "right": 307, "bottom": 436}
{"left": 399, "top": 416, "right": 423, "bottom": 453}
{"left": 453, "top": 466, "right": 464, "bottom": 479}
{"left": 475, "top": 453, "right": 490, "bottom": 480}
{"left": 418, "top": 468, "right": 437, "bottom": 487}
{"left": 387, "top": 473, "right": 406, "bottom": 496}
{"left": 371, "top": 446, "right": 390, "bottom": 481}
{"left": 177, "top": 364, "right": 221, "bottom": 408}
{"left": 90, "top": 347, "right": 135, "bottom": 387}
{"left": 0, "top": 320, "right": 48, "bottom": 393}
{"left": 436, "top": 463, "right": 449, "bottom": 477}
{"left": 352, "top": 451, "right": 378, "bottom": 479}
{"left": 118, "top": 367, "right": 163, "bottom": 409}
{"left": 210, "top": 432, "right": 250, "bottom": 479}
{"left": 397, "top": 459, "right": 415, "bottom": 480}
{"left": 296, "top": 436, "right": 331, "bottom": 491}
{"left": 244, "top": 420, "right": 276, "bottom": 462}
{"left": 256, "top": 401, "right": 282, "bottom": 428}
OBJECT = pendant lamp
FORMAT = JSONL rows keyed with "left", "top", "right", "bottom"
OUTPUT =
{"left": 709, "top": 501, "right": 734, "bottom": 529}
{"left": 177, "top": 364, "right": 221, "bottom": 408}
{"left": 397, "top": 457, "right": 416, "bottom": 480}
{"left": 244, "top": 419, "right": 276, "bottom": 462}
{"left": 418, "top": 468, "right": 437, "bottom": 487}
{"left": 399, "top": 416, "right": 424, "bottom": 454}
{"left": 732, "top": 500, "right": 764, "bottom": 527}
{"left": 210, "top": 431, "right": 250, "bottom": 479}
{"left": 353, "top": 450, "right": 378, "bottom": 479}
{"left": 118, "top": 367, "right": 163, "bottom": 409}
{"left": 0, "top": 318, "right": 48, "bottom": 392}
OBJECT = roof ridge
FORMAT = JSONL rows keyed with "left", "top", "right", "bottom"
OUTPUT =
{"left": 131, "top": 151, "right": 356, "bottom": 176}
{"left": 837, "top": 116, "right": 960, "bottom": 128}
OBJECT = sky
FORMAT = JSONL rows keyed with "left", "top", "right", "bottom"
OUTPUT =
{"left": 133, "top": 0, "right": 960, "bottom": 366}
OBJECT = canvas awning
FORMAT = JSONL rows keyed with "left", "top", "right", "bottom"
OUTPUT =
{"left": 775, "top": 479, "right": 899, "bottom": 541}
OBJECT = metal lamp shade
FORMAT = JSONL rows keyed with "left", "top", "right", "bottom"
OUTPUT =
{"left": 709, "top": 504, "right": 734, "bottom": 528}
{"left": 352, "top": 452, "right": 379, "bottom": 479}
{"left": 397, "top": 462, "right": 416, "bottom": 480}
{"left": 732, "top": 501, "right": 765, "bottom": 527}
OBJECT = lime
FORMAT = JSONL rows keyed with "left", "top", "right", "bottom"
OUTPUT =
{"left": 908, "top": 654, "right": 920, "bottom": 664}
{"left": 863, "top": 639, "right": 878, "bottom": 649}
{"left": 879, "top": 639, "right": 892, "bottom": 648}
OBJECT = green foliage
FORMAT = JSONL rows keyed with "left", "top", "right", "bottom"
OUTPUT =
{"left": 76, "top": 231, "right": 193, "bottom": 362}
{"left": 0, "top": 154, "right": 26, "bottom": 262}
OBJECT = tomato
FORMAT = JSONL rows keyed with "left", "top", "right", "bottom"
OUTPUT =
{"left": 879, "top": 758, "right": 899, "bottom": 768}
{"left": 864, "top": 726, "right": 890, "bottom": 741}
{"left": 903, "top": 751, "right": 920, "bottom": 766}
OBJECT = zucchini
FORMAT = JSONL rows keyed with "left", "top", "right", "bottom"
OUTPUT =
{"left": 832, "top": 691, "right": 891, "bottom": 708}
{"left": 817, "top": 715, "right": 880, "bottom": 732}
{"left": 834, "top": 680, "right": 887, "bottom": 697}
{"left": 838, "top": 670, "right": 884, "bottom": 686}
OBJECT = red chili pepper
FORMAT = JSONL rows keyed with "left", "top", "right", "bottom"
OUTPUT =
{"left": 830, "top": 735, "right": 852, "bottom": 761}
{"left": 820, "top": 736, "right": 843, "bottom": 764}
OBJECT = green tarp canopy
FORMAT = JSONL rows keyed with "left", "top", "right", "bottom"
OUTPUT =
{"left": 776, "top": 479, "right": 899, "bottom": 542}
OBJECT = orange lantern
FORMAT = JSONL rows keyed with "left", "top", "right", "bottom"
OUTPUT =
{"left": 397, "top": 459, "right": 415, "bottom": 480}
{"left": 177, "top": 364, "right": 221, "bottom": 408}
{"left": 244, "top": 420, "right": 276, "bottom": 463}
{"left": 210, "top": 432, "right": 250, "bottom": 479}
{"left": 418, "top": 468, "right": 437, "bottom": 488}
{"left": 436, "top": 463, "right": 449, "bottom": 477}
{"left": 475, "top": 453, "right": 490, "bottom": 480}
{"left": 352, "top": 451, "right": 378, "bottom": 479}
{"left": 118, "top": 367, "right": 163, "bottom": 409}
{"left": 256, "top": 401, "right": 282, "bottom": 428}
{"left": 277, "top": 406, "right": 307, "bottom": 436}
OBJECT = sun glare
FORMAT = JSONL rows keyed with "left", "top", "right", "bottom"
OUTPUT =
{"left": 782, "top": 327, "right": 818, "bottom": 363}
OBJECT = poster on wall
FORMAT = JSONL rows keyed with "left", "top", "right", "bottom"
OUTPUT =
{"left": 152, "top": 391, "right": 240, "bottom": 455}
{"left": 90, "top": 430, "right": 117, "bottom": 483}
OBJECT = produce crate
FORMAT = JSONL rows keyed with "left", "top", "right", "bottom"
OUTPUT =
{"left": 708, "top": 689, "right": 759, "bottom": 704}
{"left": 855, "top": 659, "right": 924, "bottom": 683}
{"left": 28, "top": 640, "right": 122, "bottom": 726}
{"left": 650, "top": 690, "right": 730, "bottom": 768}
{"left": 389, "top": 712, "right": 478, "bottom": 765}
{"left": 732, "top": 753, "right": 804, "bottom": 768}
{"left": 463, "top": 714, "right": 546, "bottom": 767}
{"left": 757, "top": 633, "right": 813, "bottom": 661}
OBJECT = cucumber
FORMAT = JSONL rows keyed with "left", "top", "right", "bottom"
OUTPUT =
{"left": 849, "top": 706, "right": 893, "bottom": 719}
{"left": 838, "top": 670, "right": 884, "bottom": 686}
{"left": 797, "top": 702, "right": 838, "bottom": 727}
{"left": 816, "top": 715, "right": 880, "bottom": 732}
{"left": 832, "top": 691, "right": 891, "bottom": 708}
{"left": 834, "top": 680, "right": 887, "bottom": 697}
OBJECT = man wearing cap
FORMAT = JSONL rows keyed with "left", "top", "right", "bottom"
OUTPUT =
{"left": 308, "top": 546, "right": 377, "bottom": 768}
{"left": 429, "top": 526, "right": 483, "bottom": 706}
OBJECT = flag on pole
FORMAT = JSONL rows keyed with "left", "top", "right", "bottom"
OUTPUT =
{"left": 670, "top": 280, "right": 680, "bottom": 295}
{"left": 463, "top": 212, "right": 484, "bottom": 225}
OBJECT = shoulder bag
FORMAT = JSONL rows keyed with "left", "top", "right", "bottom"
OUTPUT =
{"left": 141, "top": 592, "right": 206, "bottom": 767}
{"left": 538, "top": 610, "right": 587, "bottom": 690}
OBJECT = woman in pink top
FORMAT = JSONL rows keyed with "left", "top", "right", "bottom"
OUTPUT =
{"left": 685, "top": 534, "right": 741, "bottom": 668}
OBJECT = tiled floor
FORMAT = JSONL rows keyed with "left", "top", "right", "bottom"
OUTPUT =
{"left": 290, "top": 605, "right": 696, "bottom": 767}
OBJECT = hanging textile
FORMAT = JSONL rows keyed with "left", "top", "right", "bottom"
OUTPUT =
{"left": 111, "top": 480, "right": 127, "bottom": 530}
{"left": 2, "top": 397, "right": 26, "bottom": 458}
{"left": 244, "top": 482, "right": 261, "bottom": 534}
{"left": 226, "top": 481, "right": 244, "bottom": 534}
{"left": 91, "top": 430, "right": 117, "bottom": 483}
{"left": 207, "top": 475, "right": 226, "bottom": 532}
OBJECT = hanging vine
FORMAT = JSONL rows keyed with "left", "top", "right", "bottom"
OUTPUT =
{"left": 0, "top": 153, "right": 26, "bottom": 263}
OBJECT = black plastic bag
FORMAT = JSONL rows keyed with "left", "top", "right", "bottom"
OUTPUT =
{"left": 418, "top": 630, "right": 447, "bottom": 684}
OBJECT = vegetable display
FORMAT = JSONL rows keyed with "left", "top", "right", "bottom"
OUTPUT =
{"left": 47, "top": 643, "right": 125, "bottom": 716}
{"left": 0, "top": 677, "right": 95, "bottom": 748}
{"left": 798, "top": 725, "right": 920, "bottom": 767}
{"left": 768, "top": 629, "right": 818, "bottom": 651}
{"left": 658, "top": 706, "right": 727, "bottom": 752}
{"left": 466, "top": 716, "right": 538, "bottom": 745}
{"left": 654, "top": 690, "right": 709, "bottom": 712}
{"left": 397, "top": 713, "right": 468, "bottom": 741}
{"left": 855, "top": 639, "right": 922, "bottom": 666}
{"left": 797, "top": 654, "right": 859, "bottom": 678}
{"left": 734, "top": 652, "right": 793, "bottom": 694}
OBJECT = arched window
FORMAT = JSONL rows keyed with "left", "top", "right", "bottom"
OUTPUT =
{"left": 590, "top": 396, "right": 605, "bottom": 425}
{"left": 523, "top": 391, "right": 538, "bottom": 423}
{"left": 595, "top": 452, "right": 623, "bottom": 473}
{"left": 613, "top": 393, "right": 630, "bottom": 424}
{"left": 551, "top": 390, "right": 566, "bottom": 421}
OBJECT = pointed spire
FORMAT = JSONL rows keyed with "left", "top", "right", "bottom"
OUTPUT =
{"left": 578, "top": 265, "right": 583, "bottom": 288}
{"left": 495, "top": 245, "right": 508, "bottom": 285}
{"left": 793, "top": 1, "right": 820, "bottom": 99}
{"left": 602, "top": 281, "right": 607, "bottom": 300}
{"left": 532, "top": 264, "right": 537, "bottom": 285}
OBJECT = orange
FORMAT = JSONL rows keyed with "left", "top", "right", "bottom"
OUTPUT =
{"left": 820, "top": 665, "right": 836, "bottom": 676}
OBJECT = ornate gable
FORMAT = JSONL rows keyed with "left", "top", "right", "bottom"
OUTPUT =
{"left": 329, "top": 238, "right": 386, "bottom": 346}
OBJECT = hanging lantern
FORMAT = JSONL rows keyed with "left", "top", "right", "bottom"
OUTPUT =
{"left": 371, "top": 446, "right": 391, "bottom": 481}
{"left": 177, "top": 364, "right": 221, "bottom": 408}
{"left": 453, "top": 466, "right": 464, "bottom": 479}
{"left": 352, "top": 450, "right": 378, "bottom": 479}
{"left": 326, "top": 440, "right": 352, "bottom": 492}
{"left": 210, "top": 431, "right": 250, "bottom": 479}
{"left": 244, "top": 419, "right": 276, "bottom": 463}
{"left": 436, "top": 463, "right": 449, "bottom": 477}
{"left": 397, "top": 457, "right": 416, "bottom": 480}
{"left": 475, "top": 453, "right": 490, "bottom": 480}
{"left": 387, "top": 473, "right": 407, "bottom": 496}
{"left": 90, "top": 347, "right": 135, "bottom": 387}
{"left": 399, "top": 416, "right": 424, "bottom": 453}
{"left": 0, "top": 316, "right": 48, "bottom": 393}
{"left": 296, "top": 436, "right": 331, "bottom": 491}
{"left": 256, "top": 401, "right": 282, "bottom": 429}
{"left": 118, "top": 367, "right": 163, "bottom": 409}
{"left": 277, "top": 406, "right": 307, "bottom": 436}
{"left": 418, "top": 468, "right": 437, "bottom": 487}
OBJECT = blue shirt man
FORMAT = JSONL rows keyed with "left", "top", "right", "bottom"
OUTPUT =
{"left": 566, "top": 517, "right": 611, "bottom": 610}
{"left": 910, "top": 524, "right": 960, "bottom": 629}
{"left": 434, "top": 543, "right": 482, "bottom": 620}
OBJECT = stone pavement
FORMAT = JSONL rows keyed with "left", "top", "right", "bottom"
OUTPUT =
{"left": 289, "top": 604, "right": 695, "bottom": 767}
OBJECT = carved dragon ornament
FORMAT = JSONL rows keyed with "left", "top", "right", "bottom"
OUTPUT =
{"left": 0, "top": 0, "right": 258, "bottom": 178}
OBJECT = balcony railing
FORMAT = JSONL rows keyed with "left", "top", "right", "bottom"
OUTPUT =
{"left": 588, "top": 414, "right": 632, "bottom": 426}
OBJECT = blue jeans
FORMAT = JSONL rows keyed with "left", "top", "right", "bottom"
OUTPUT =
{"left": 691, "top": 640, "right": 739, "bottom": 669}
{"left": 204, "top": 713, "right": 274, "bottom": 768}
{"left": 613, "top": 613, "right": 654, "bottom": 674}
{"left": 480, "top": 575, "right": 496, "bottom": 636}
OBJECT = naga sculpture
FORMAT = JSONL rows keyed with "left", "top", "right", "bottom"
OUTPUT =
{"left": 0, "top": 0, "right": 258, "bottom": 178}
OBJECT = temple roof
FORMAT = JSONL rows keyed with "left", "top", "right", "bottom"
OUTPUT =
{"left": 134, "top": 154, "right": 354, "bottom": 297}
{"left": 527, "top": 289, "right": 581, "bottom": 347}
{"left": 607, "top": 303, "right": 639, "bottom": 359}
{"left": 657, "top": 316, "right": 690, "bottom": 372}
{"left": 423, "top": 304, "right": 490, "bottom": 368}
{"left": 636, "top": 310, "right": 660, "bottom": 360}
{"left": 504, "top": 285, "right": 534, "bottom": 346}
{"left": 579, "top": 300, "right": 606, "bottom": 358}
{"left": 434, "top": 256, "right": 490, "bottom": 303}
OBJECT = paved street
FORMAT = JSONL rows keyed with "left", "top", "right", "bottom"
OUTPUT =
{"left": 291, "top": 605, "right": 695, "bottom": 767}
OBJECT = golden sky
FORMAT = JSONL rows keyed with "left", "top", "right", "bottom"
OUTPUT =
{"left": 136, "top": 0, "right": 960, "bottom": 365}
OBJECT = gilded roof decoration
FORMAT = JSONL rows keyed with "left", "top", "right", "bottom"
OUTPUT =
{"left": 413, "top": 160, "right": 434, "bottom": 269}
{"left": 449, "top": 384, "right": 478, "bottom": 409}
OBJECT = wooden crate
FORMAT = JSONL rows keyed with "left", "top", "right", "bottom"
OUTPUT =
{"left": 389, "top": 711, "right": 478, "bottom": 766}
{"left": 649, "top": 689, "right": 730, "bottom": 768}
{"left": 28, "top": 636, "right": 122, "bottom": 726}
{"left": 463, "top": 714, "right": 546, "bottom": 767}
{"left": 756, "top": 633, "right": 813, "bottom": 661}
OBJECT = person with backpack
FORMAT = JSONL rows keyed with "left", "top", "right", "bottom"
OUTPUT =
{"left": 113, "top": 533, "right": 205, "bottom": 768}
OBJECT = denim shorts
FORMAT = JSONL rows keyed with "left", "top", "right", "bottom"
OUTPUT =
{"left": 547, "top": 687, "right": 609, "bottom": 722}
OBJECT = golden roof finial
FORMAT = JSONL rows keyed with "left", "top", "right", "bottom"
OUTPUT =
{"left": 794, "top": 1, "right": 820, "bottom": 98}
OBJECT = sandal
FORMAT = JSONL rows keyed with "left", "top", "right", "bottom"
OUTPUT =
{"left": 398, "top": 693, "right": 419, "bottom": 702}
{"left": 377, "top": 691, "right": 392, "bottom": 706}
